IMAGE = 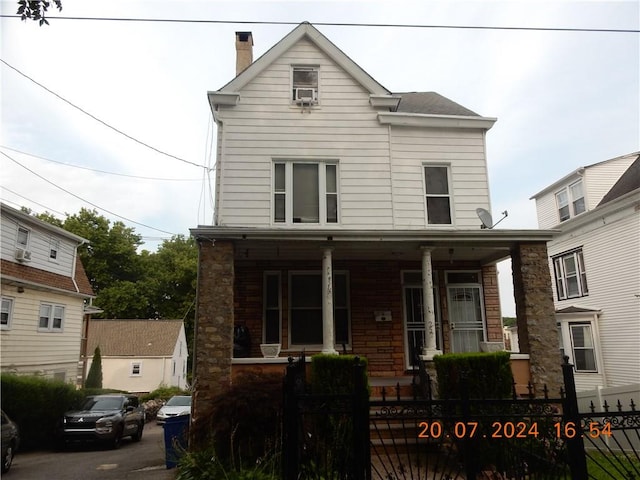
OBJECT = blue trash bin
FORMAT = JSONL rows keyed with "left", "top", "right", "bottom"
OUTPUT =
{"left": 163, "top": 414, "right": 190, "bottom": 469}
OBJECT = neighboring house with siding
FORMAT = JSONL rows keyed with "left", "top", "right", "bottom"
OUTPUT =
{"left": 190, "top": 23, "right": 562, "bottom": 419}
{"left": 0, "top": 203, "right": 94, "bottom": 384}
{"left": 531, "top": 152, "right": 640, "bottom": 391}
{"left": 86, "top": 319, "right": 188, "bottom": 393}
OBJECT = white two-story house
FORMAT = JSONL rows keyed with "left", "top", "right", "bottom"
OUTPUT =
{"left": 190, "top": 23, "right": 561, "bottom": 414}
{"left": 1, "top": 203, "right": 94, "bottom": 383}
{"left": 531, "top": 152, "right": 640, "bottom": 391}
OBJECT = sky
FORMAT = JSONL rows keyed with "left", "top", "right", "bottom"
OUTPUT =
{"left": 1, "top": 0, "right": 639, "bottom": 317}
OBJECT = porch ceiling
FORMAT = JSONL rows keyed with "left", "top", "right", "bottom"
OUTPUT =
{"left": 191, "top": 227, "right": 557, "bottom": 265}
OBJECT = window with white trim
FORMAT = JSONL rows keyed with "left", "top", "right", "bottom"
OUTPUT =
{"left": 558, "top": 320, "right": 598, "bottom": 373}
{"left": 556, "top": 180, "right": 585, "bottom": 222}
{"left": 38, "top": 303, "right": 64, "bottom": 332}
{"left": 49, "top": 238, "right": 60, "bottom": 261}
{"left": 424, "top": 165, "right": 452, "bottom": 225}
{"left": 289, "top": 271, "right": 349, "bottom": 347}
{"left": 273, "top": 161, "right": 339, "bottom": 225}
{"left": 1, "top": 297, "right": 13, "bottom": 330}
{"left": 17, "top": 226, "right": 29, "bottom": 248}
{"left": 553, "top": 248, "right": 588, "bottom": 300}
{"left": 131, "top": 362, "right": 142, "bottom": 376}
{"left": 292, "top": 66, "right": 319, "bottom": 104}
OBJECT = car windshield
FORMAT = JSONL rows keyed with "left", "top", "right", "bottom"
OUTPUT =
{"left": 82, "top": 397, "right": 124, "bottom": 410}
{"left": 165, "top": 396, "right": 191, "bottom": 407}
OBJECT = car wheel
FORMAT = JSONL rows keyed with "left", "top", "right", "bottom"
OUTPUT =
{"left": 131, "top": 422, "right": 144, "bottom": 442}
{"left": 2, "top": 442, "right": 15, "bottom": 473}
{"left": 109, "top": 429, "right": 123, "bottom": 450}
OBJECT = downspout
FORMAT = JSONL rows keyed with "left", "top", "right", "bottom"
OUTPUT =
{"left": 214, "top": 113, "right": 225, "bottom": 226}
{"left": 387, "top": 124, "right": 396, "bottom": 228}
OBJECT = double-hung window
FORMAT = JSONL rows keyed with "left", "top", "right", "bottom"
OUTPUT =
{"left": 559, "top": 320, "right": 599, "bottom": 372}
{"left": 556, "top": 180, "right": 585, "bottom": 222}
{"left": 273, "top": 161, "right": 339, "bottom": 225}
{"left": 292, "top": 66, "right": 319, "bottom": 104}
{"left": 131, "top": 362, "right": 142, "bottom": 376}
{"left": 553, "top": 248, "right": 588, "bottom": 300}
{"left": 424, "top": 165, "right": 452, "bottom": 225}
{"left": 288, "top": 271, "right": 349, "bottom": 347}
{"left": 1, "top": 297, "right": 13, "bottom": 330}
{"left": 49, "top": 238, "right": 60, "bottom": 261}
{"left": 17, "top": 226, "right": 29, "bottom": 248}
{"left": 38, "top": 303, "right": 64, "bottom": 332}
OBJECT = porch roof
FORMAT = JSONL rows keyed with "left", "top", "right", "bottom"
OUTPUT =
{"left": 190, "top": 227, "right": 556, "bottom": 264}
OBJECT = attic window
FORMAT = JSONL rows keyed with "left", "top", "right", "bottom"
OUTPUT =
{"left": 292, "top": 66, "right": 318, "bottom": 104}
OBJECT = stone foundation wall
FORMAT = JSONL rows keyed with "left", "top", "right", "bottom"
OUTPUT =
{"left": 191, "top": 239, "right": 234, "bottom": 446}
{"left": 512, "top": 242, "right": 562, "bottom": 396}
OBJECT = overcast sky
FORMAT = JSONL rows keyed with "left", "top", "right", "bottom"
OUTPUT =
{"left": 1, "top": 0, "right": 638, "bottom": 316}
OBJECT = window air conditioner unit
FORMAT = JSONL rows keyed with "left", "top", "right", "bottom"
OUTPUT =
{"left": 15, "top": 248, "right": 32, "bottom": 262}
{"left": 295, "top": 88, "right": 317, "bottom": 104}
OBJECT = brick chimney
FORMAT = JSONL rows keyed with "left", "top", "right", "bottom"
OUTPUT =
{"left": 235, "top": 31, "right": 253, "bottom": 75}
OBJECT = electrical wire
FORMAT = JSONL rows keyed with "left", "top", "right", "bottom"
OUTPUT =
{"left": 2, "top": 150, "right": 179, "bottom": 236}
{"left": 1, "top": 187, "right": 67, "bottom": 217}
{"left": 0, "top": 58, "right": 210, "bottom": 171}
{"left": 0, "top": 146, "right": 202, "bottom": 181}
{"left": 2, "top": 17, "right": 638, "bottom": 33}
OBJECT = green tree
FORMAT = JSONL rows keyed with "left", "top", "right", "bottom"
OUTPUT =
{"left": 17, "top": 0, "right": 62, "bottom": 26}
{"left": 85, "top": 346, "right": 103, "bottom": 389}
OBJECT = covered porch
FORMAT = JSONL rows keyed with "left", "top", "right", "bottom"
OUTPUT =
{"left": 191, "top": 227, "right": 561, "bottom": 417}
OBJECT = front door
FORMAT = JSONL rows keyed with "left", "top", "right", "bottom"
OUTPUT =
{"left": 402, "top": 271, "right": 440, "bottom": 368}
{"left": 446, "top": 271, "right": 486, "bottom": 352}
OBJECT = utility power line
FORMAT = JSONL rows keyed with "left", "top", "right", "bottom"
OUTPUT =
{"left": 2, "top": 150, "right": 179, "bottom": 236}
{"left": 0, "top": 146, "right": 202, "bottom": 181}
{"left": 2, "top": 16, "right": 638, "bottom": 33}
{"left": 0, "top": 58, "right": 210, "bottom": 171}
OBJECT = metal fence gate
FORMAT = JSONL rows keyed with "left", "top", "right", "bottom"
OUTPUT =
{"left": 282, "top": 356, "right": 640, "bottom": 480}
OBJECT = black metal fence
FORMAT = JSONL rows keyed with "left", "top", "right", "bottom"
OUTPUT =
{"left": 282, "top": 356, "right": 640, "bottom": 480}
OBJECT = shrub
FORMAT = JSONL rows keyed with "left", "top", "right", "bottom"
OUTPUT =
{"left": 177, "top": 447, "right": 279, "bottom": 480}
{"left": 140, "top": 385, "right": 189, "bottom": 402}
{"left": 0, "top": 373, "right": 83, "bottom": 450}
{"left": 310, "top": 354, "right": 369, "bottom": 395}
{"left": 434, "top": 351, "right": 513, "bottom": 399}
{"left": 85, "top": 346, "right": 103, "bottom": 389}
{"left": 190, "top": 372, "right": 283, "bottom": 470}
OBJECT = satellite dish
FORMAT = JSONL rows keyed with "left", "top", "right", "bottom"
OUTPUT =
{"left": 476, "top": 208, "right": 508, "bottom": 229}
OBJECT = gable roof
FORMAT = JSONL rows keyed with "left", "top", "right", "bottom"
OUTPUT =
{"left": 394, "top": 92, "right": 479, "bottom": 117}
{"left": 219, "top": 22, "right": 390, "bottom": 95}
{"left": 87, "top": 319, "right": 184, "bottom": 357}
{"left": 1, "top": 203, "right": 88, "bottom": 244}
{"left": 597, "top": 154, "right": 640, "bottom": 207}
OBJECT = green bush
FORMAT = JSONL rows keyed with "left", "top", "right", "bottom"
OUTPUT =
{"left": 177, "top": 447, "right": 279, "bottom": 480}
{"left": 0, "top": 374, "right": 83, "bottom": 450}
{"left": 140, "top": 385, "right": 189, "bottom": 402}
{"left": 85, "top": 346, "right": 103, "bottom": 389}
{"left": 310, "top": 354, "right": 369, "bottom": 395}
{"left": 434, "top": 351, "right": 513, "bottom": 399}
{"left": 190, "top": 372, "right": 283, "bottom": 470}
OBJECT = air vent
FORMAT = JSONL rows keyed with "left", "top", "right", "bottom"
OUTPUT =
{"left": 294, "top": 88, "right": 317, "bottom": 103}
{"left": 15, "top": 248, "right": 32, "bottom": 262}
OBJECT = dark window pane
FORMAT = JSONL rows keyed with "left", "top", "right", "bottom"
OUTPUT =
{"left": 265, "top": 275, "right": 279, "bottom": 308}
{"left": 293, "top": 69, "right": 318, "bottom": 87}
{"left": 426, "top": 197, "right": 451, "bottom": 224}
{"left": 333, "top": 274, "right": 347, "bottom": 307}
{"left": 326, "top": 164, "right": 337, "bottom": 192}
{"left": 265, "top": 310, "right": 280, "bottom": 344}
{"left": 559, "top": 205, "right": 570, "bottom": 222}
{"left": 327, "top": 194, "right": 338, "bottom": 223}
{"left": 424, "top": 167, "right": 449, "bottom": 194}
{"left": 293, "top": 164, "right": 319, "bottom": 223}
{"left": 291, "top": 274, "right": 322, "bottom": 308}
{"left": 274, "top": 194, "right": 285, "bottom": 222}
{"left": 274, "top": 164, "right": 285, "bottom": 191}
{"left": 447, "top": 272, "right": 479, "bottom": 284}
{"left": 291, "top": 309, "right": 323, "bottom": 344}
{"left": 573, "top": 197, "right": 585, "bottom": 215}
{"left": 334, "top": 309, "right": 349, "bottom": 344}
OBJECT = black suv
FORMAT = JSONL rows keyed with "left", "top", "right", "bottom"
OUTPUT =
{"left": 59, "top": 394, "right": 145, "bottom": 449}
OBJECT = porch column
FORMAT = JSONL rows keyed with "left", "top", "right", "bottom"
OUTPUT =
{"left": 421, "top": 247, "right": 442, "bottom": 360}
{"left": 322, "top": 248, "right": 337, "bottom": 354}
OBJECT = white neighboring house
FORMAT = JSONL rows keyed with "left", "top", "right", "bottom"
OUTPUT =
{"left": 531, "top": 152, "right": 640, "bottom": 391}
{"left": 86, "top": 319, "right": 189, "bottom": 393}
{"left": 1, "top": 203, "right": 95, "bottom": 383}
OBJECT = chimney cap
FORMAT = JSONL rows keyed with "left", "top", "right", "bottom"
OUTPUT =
{"left": 235, "top": 31, "right": 253, "bottom": 44}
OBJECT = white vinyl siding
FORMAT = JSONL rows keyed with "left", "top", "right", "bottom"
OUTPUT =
{"left": 215, "top": 38, "right": 392, "bottom": 228}
{"left": 548, "top": 197, "right": 640, "bottom": 389}
{"left": 0, "top": 288, "right": 84, "bottom": 380}
{"left": 390, "top": 128, "right": 491, "bottom": 228}
{"left": 0, "top": 214, "right": 79, "bottom": 277}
